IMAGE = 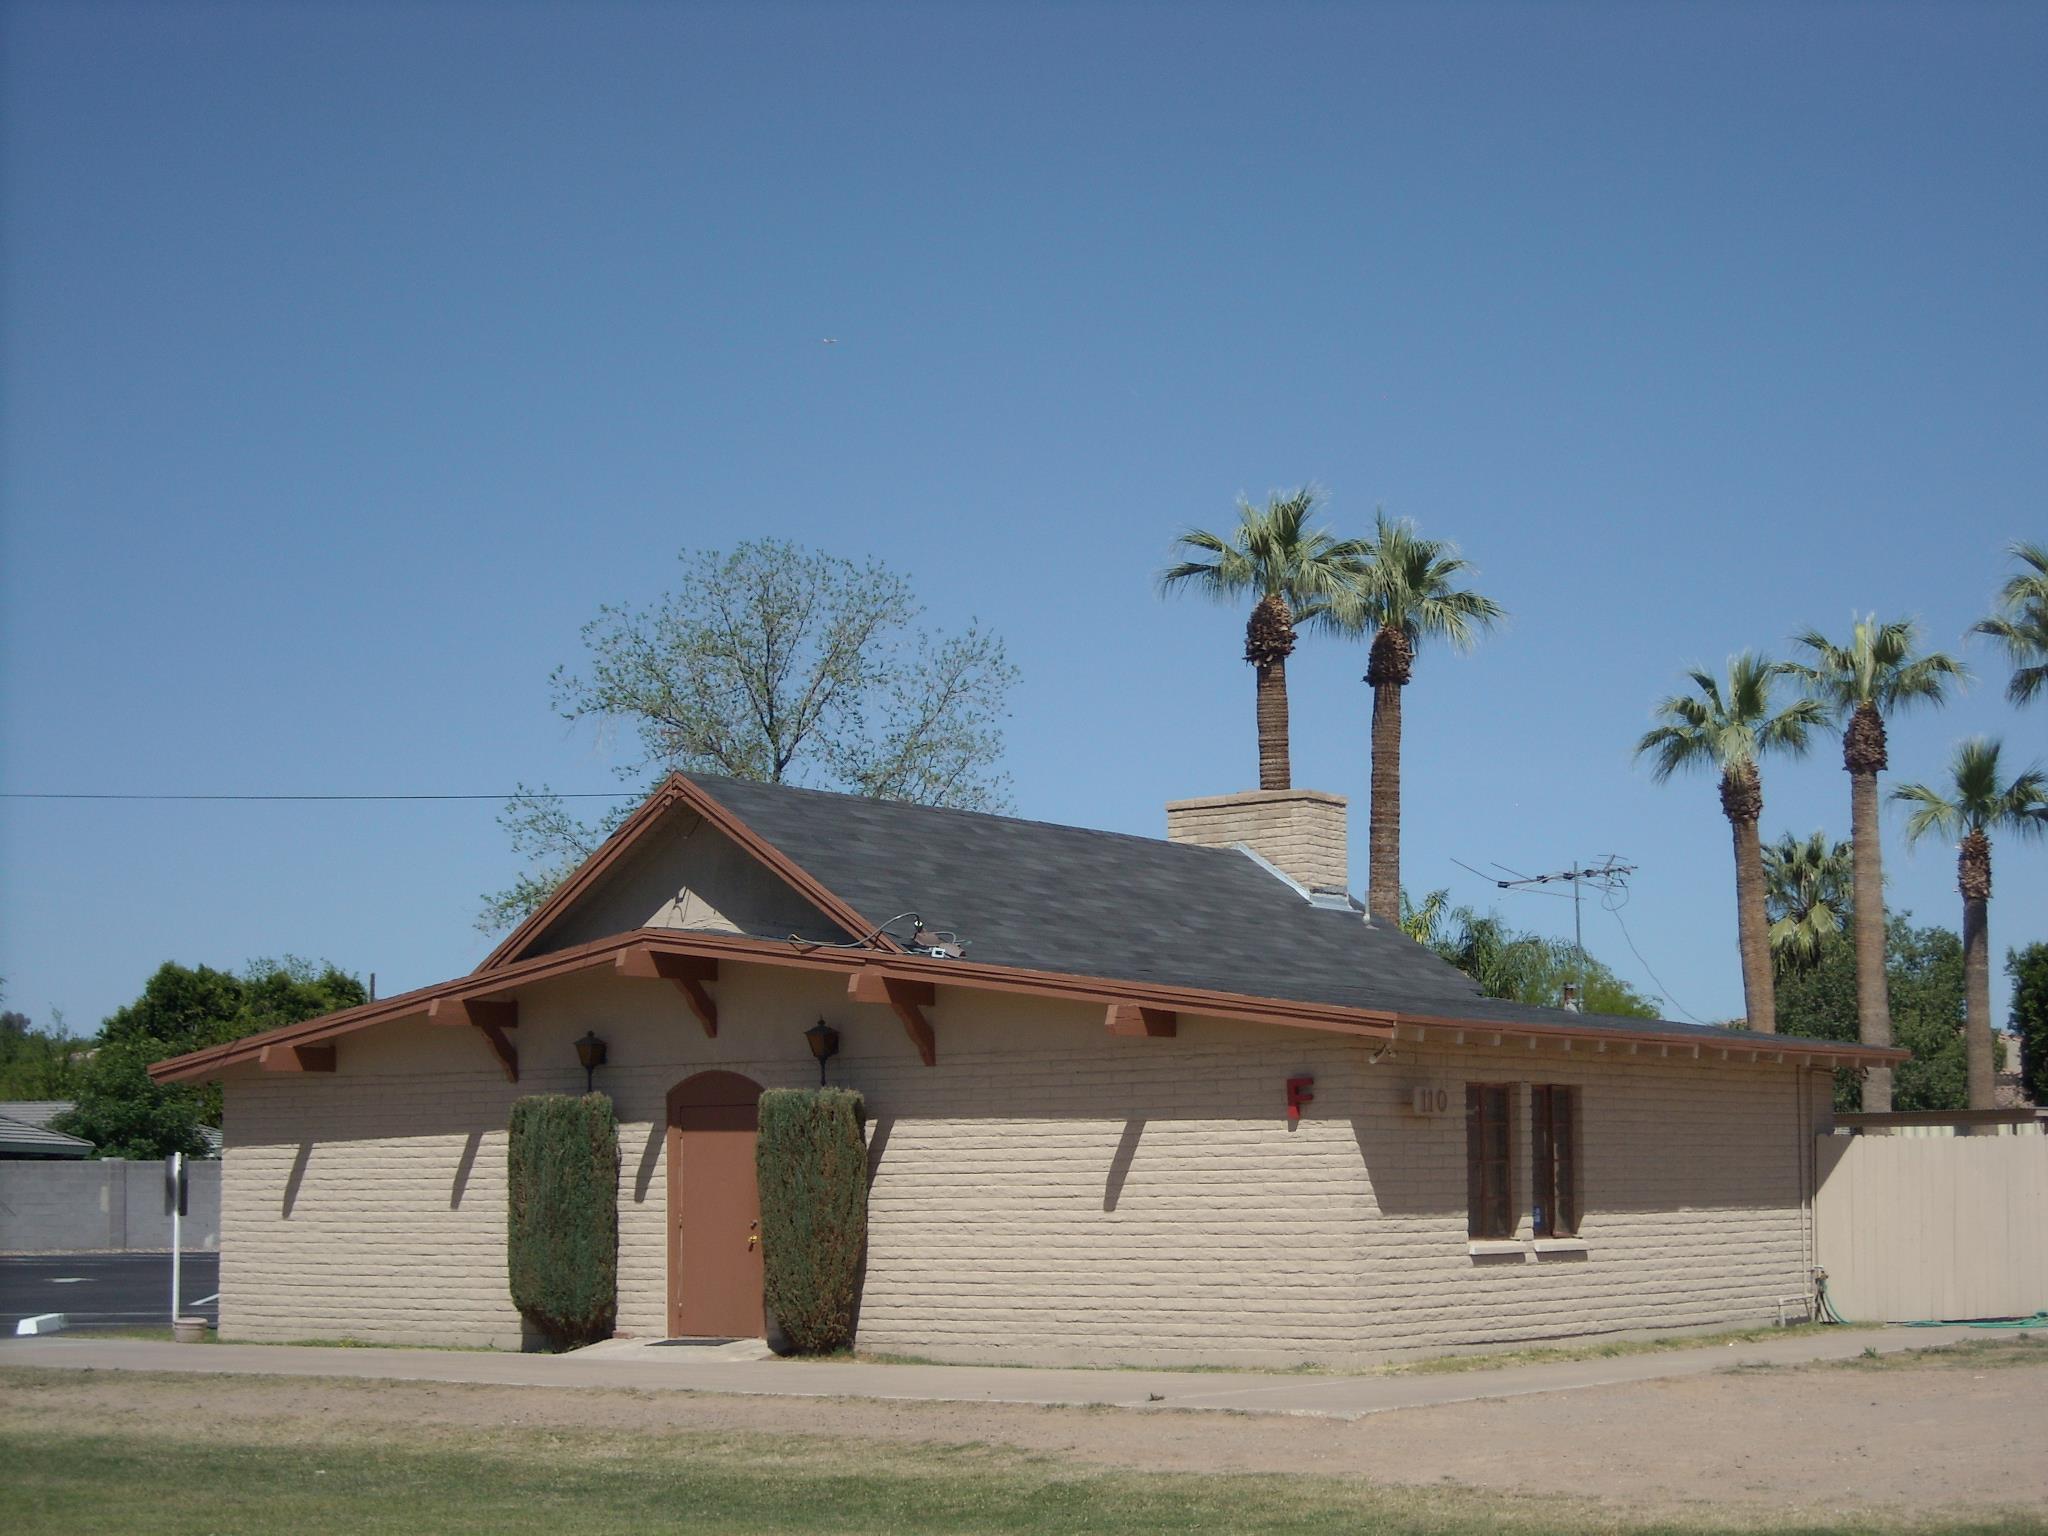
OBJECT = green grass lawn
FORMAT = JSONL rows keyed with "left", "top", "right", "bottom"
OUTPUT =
{"left": 4, "top": 1416, "right": 2042, "bottom": 1536}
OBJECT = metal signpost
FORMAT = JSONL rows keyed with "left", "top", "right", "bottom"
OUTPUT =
{"left": 165, "top": 1151, "right": 186, "bottom": 1324}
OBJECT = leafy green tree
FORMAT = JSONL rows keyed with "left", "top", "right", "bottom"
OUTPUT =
{"left": 54, "top": 958, "right": 365, "bottom": 1159}
{"left": 1762, "top": 830, "right": 1853, "bottom": 974}
{"left": 1636, "top": 654, "right": 1827, "bottom": 1034}
{"left": 1972, "top": 541, "right": 2048, "bottom": 706}
{"left": 0, "top": 981, "right": 81, "bottom": 1099}
{"left": 1401, "top": 897, "right": 1659, "bottom": 1018}
{"left": 1159, "top": 488, "right": 1367, "bottom": 791}
{"left": 1775, "top": 916, "right": 1973, "bottom": 1113}
{"left": 483, "top": 539, "right": 1019, "bottom": 930}
{"left": 1894, "top": 739, "right": 2048, "bottom": 1114}
{"left": 1789, "top": 616, "right": 1963, "bottom": 1111}
{"left": 2008, "top": 943, "right": 2048, "bottom": 1106}
{"left": 1329, "top": 513, "right": 1503, "bottom": 924}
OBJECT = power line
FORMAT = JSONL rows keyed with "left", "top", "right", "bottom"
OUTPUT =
{"left": 0, "top": 791, "right": 640, "bottom": 803}
{"left": 1605, "top": 903, "right": 1709, "bottom": 1025}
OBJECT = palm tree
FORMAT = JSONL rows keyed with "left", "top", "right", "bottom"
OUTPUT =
{"left": 1972, "top": 541, "right": 2048, "bottom": 706}
{"left": 1160, "top": 489, "right": 1367, "bottom": 790}
{"left": 1328, "top": 512, "right": 1503, "bottom": 923}
{"left": 1894, "top": 739, "right": 2048, "bottom": 1116}
{"left": 1636, "top": 655, "right": 1827, "bottom": 1033}
{"left": 1762, "top": 830, "right": 1853, "bottom": 974}
{"left": 1400, "top": 887, "right": 1452, "bottom": 945}
{"left": 1789, "top": 617, "right": 1963, "bottom": 1109}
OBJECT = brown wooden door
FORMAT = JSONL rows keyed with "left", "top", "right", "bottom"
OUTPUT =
{"left": 667, "top": 1071, "right": 766, "bottom": 1338}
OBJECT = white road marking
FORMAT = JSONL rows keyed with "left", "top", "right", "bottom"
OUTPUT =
{"left": 49, "top": 1278, "right": 91, "bottom": 1284}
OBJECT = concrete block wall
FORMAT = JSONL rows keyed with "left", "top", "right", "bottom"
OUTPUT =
{"left": 848, "top": 1003, "right": 1819, "bottom": 1366}
{"left": 1165, "top": 789, "right": 1349, "bottom": 893}
{"left": 0, "top": 1159, "right": 221, "bottom": 1252}
{"left": 218, "top": 963, "right": 1820, "bottom": 1364}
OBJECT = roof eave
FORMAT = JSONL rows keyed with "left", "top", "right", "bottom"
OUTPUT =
{"left": 148, "top": 925, "right": 1902, "bottom": 1085}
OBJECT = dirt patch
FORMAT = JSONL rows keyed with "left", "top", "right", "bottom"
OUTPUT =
{"left": 4, "top": 1347, "right": 2044, "bottom": 1523}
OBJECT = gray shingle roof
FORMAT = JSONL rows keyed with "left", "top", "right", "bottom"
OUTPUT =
{"left": 0, "top": 1105, "right": 93, "bottom": 1158}
{"left": 692, "top": 775, "right": 1768, "bottom": 1045}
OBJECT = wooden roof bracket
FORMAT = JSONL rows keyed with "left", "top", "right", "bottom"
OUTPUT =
{"left": 849, "top": 970, "right": 936, "bottom": 1066}
{"left": 259, "top": 1043, "right": 335, "bottom": 1073}
{"left": 1105, "top": 1004, "right": 1177, "bottom": 1038}
{"left": 617, "top": 948, "right": 719, "bottom": 1038}
{"left": 428, "top": 997, "right": 519, "bottom": 1083}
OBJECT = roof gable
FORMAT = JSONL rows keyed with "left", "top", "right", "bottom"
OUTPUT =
{"left": 477, "top": 774, "right": 891, "bottom": 972}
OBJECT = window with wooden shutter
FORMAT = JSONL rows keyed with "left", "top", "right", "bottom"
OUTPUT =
{"left": 1465, "top": 1083, "right": 1513, "bottom": 1239}
{"left": 1532, "top": 1085, "right": 1579, "bottom": 1237}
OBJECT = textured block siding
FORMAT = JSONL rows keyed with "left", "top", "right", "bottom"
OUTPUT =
{"left": 847, "top": 1023, "right": 1820, "bottom": 1366}
{"left": 220, "top": 964, "right": 1819, "bottom": 1363}
{"left": 221, "top": 964, "right": 840, "bottom": 1347}
{"left": 1165, "top": 790, "right": 1348, "bottom": 891}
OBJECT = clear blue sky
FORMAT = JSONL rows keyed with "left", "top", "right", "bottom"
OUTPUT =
{"left": 2, "top": 1, "right": 2042, "bottom": 1037}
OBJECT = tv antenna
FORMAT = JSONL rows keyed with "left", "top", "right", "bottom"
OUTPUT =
{"left": 1457, "top": 855, "right": 1637, "bottom": 1010}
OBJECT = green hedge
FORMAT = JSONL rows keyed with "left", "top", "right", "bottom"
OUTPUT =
{"left": 507, "top": 1093, "right": 619, "bottom": 1350}
{"left": 756, "top": 1087, "right": 868, "bottom": 1354}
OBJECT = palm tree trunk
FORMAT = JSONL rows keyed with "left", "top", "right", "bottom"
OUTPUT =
{"left": 1367, "top": 680, "right": 1403, "bottom": 923}
{"left": 1960, "top": 832, "right": 1995, "bottom": 1122}
{"left": 1723, "top": 765, "right": 1775, "bottom": 1033}
{"left": 1849, "top": 766, "right": 1893, "bottom": 1111}
{"left": 1255, "top": 660, "right": 1290, "bottom": 791}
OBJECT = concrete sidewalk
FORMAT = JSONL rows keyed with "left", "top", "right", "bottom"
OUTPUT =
{"left": 0, "top": 1324, "right": 1991, "bottom": 1420}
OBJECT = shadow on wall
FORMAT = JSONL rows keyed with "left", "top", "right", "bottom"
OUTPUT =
{"left": 1103, "top": 1118, "right": 1144, "bottom": 1211}
{"left": 451, "top": 1130, "right": 483, "bottom": 1209}
{"left": 633, "top": 1122, "right": 663, "bottom": 1203}
{"left": 281, "top": 1143, "right": 313, "bottom": 1218}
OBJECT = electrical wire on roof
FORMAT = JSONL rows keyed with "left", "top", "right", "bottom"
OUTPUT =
{"left": 785, "top": 913, "right": 968, "bottom": 959}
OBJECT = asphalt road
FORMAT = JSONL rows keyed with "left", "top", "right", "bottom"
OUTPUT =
{"left": 2, "top": 1251, "right": 219, "bottom": 1334}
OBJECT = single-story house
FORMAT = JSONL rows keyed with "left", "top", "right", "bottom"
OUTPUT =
{"left": 0, "top": 1100, "right": 222, "bottom": 1160}
{"left": 0, "top": 1102, "right": 94, "bottom": 1160}
{"left": 152, "top": 774, "right": 1903, "bottom": 1365}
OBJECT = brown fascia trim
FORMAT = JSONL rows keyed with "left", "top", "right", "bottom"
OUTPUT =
{"left": 150, "top": 928, "right": 1398, "bottom": 1083}
{"left": 1388, "top": 1011, "right": 1910, "bottom": 1070}
{"left": 472, "top": 772, "right": 902, "bottom": 974}
{"left": 147, "top": 925, "right": 1904, "bottom": 1086}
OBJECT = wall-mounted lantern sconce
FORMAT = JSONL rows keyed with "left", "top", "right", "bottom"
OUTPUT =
{"left": 804, "top": 1019, "right": 840, "bottom": 1085}
{"left": 574, "top": 1030, "right": 609, "bottom": 1094}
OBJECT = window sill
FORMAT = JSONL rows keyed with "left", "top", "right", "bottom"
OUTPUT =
{"left": 1466, "top": 1239, "right": 1526, "bottom": 1258}
{"left": 1533, "top": 1237, "right": 1589, "bottom": 1255}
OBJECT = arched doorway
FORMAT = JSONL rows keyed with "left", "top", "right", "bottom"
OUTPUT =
{"left": 666, "top": 1070, "right": 766, "bottom": 1338}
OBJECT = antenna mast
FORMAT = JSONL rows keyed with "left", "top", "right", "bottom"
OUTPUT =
{"left": 1481, "top": 856, "right": 1637, "bottom": 1010}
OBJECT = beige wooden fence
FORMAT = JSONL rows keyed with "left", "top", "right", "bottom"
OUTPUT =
{"left": 1814, "top": 1133, "right": 2048, "bottom": 1323}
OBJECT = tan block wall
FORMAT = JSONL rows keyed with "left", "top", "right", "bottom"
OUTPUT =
{"left": 1165, "top": 789, "right": 1348, "bottom": 892}
{"left": 221, "top": 966, "right": 1820, "bottom": 1364}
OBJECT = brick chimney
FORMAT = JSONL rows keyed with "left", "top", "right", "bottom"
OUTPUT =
{"left": 1165, "top": 789, "right": 1349, "bottom": 898}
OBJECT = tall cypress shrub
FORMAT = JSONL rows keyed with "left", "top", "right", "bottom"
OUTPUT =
{"left": 756, "top": 1087, "right": 867, "bottom": 1354}
{"left": 507, "top": 1092, "right": 619, "bottom": 1350}
{"left": 2011, "top": 943, "right": 2048, "bottom": 1107}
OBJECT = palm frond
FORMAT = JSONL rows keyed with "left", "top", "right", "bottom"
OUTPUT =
{"left": 1791, "top": 614, "right": 1965, "bottom": 717}
{"left": 1636, "top": 653, "right": 1815, "bottom": 785}
{"left": 1159, "top": 487, "right": 1366, "bottom": 610}
{"left": 1892, "top": 737, "right": 2048, "bottom": 843}
{"left": 1326, "top": 508, "right": 1504, "bottom": 653}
